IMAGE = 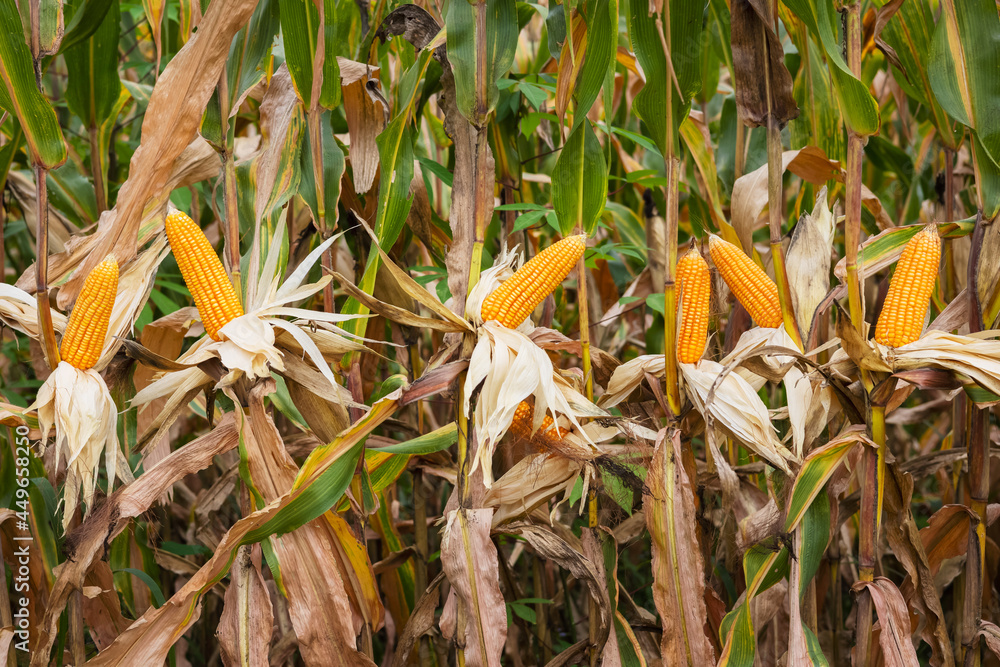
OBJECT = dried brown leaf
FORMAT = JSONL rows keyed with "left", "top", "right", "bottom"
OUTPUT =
{"left": 732, "top": 147, "right": 839, "bottom": 252}
{"left": 440, "top": 508, "right": 507, "bottom": 667}
{"left": 389, "top": 573, "right": 444, "bottom": 667}
{"left": 56, "top": 0, "right": 259, "bottom": 306}
{"left": 786, "top": 187, "right": 834, "bottom": 342}
{"left": 730, "top": 0, "right": 799, "bottom": 128}
{"left": 218, "top": 545, "right": 273, "bottom": 667}
{"left": 852, "top": 577, "right": 920, "bottom": 666}
{"left": 339, "top": 57, "right": 385, "bottom": 194}
{"left": 239, "top": 382, "right": 374, "bottom": 666}
{"left": 644, "top": 429, "right": 716, "bottom": 665}
{"left": 883, "top": 465, "right": 953, "bottom": 667}
{"left": 31, "top": 416, "right": 240, "bottom": 665}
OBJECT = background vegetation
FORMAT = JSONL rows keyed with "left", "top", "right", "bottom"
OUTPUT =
{"left": 1, "top": 0, "right": 999, "bottom": 665}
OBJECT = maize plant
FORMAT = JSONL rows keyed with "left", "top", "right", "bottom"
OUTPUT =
{"left": 2, "top": 0, "right": 1000, "bottom": 666}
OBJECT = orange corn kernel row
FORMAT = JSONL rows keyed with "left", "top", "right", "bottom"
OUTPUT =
{"left": 482, "top": 234, "right": 587, "bottom": 328}
{"left": 708, "top": 235, "right": 782, "bottom": 328}
{"left": 165, "top": 210, "right": 244, "bottom": 340}
{"left": 875, "top": 225, "right": 941, "bottom": 348}
{"left": 676, "top": 247, "right": 711, "bottom": 364}
{"left": 510, "top": 400, "right": 567, "bottom": 449}
{"left": 60, "top": 256, "right": 118, "bottom": 370}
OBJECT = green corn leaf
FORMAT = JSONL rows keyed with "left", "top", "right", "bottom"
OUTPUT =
{"left": 17, "top": 0, "right": 64, "bottom": 58}
{"left": 873, "top": 0, "right": 960, "bottom": 149}
{"left": 0, "top": 0, "right": 67, "bottom": 168}
{"left": 60, "top": 0, "right": 115, "bottom": 52}
{"left": 572, "top": 0, "right": 616, "bottom": 130}
{"left": 785, "top": 429, "right": 870, "bottom": 533}
{"left": 782, "top": 0, "right": 879, "bottom": 136}
{"left": 446, "top": 0, "right": 519, "bottom": 127}
{"left": 65, "top": 0, "right": 120, "bottom": 128}
{"left": 928, "top": 0, "right": 1000, "bottom": 166}
{"left": 300, "top": 110, "right": 346, "bottom": 230}
{"left": 552, "top": 118, "right": 607, "bottom": 236}
{"left": 278, "top": 0, "right": 341, "bottom": 110}
{"left": 626, "top": 0, "right": 707, "bottom": 155}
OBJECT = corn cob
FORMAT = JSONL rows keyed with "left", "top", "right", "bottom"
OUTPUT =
{"left": 676, "top": 247, "right": 711, "bottom": 364}
{"left": 708, "top": 235, "right": 782, "bottom": 328}
{"left": 165, "top": 210, "right": 244, "bottom": 340}
{"left": 510, "top": 400, "right": 567, "bottom": 449}
{"left": 482, "top": 234, "right": 587, "bottom": 328}
{"left": 60, "top": 256, "right": 118, "bottom": 370}
{"left": 875, "top": 225, "right": 940, "bottom": 348}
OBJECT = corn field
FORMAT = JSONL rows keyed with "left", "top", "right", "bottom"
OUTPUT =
{"left": 1, "top": 0, "right": 999, "bottom": 664}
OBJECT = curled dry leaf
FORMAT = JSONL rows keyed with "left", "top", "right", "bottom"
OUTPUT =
{"left": 886, "top": 330, "right": 1000, "bottom": 396}
{"left": 682, "top": 360, "right": 796, "bottom": 474}
{"left": 882, "top": 465, "right": 953, "bottom": 667}
{"left": 55, "top": 0, "right": 259, "bottom": 306}
{"left": 852, "top": 577, "right": 920, "bottom": 667}
{"left": 440, "top": 509, "right": 507, "bottom": 667}
{"left": 339, "top": 57, "right": 385, "bottom": 194}
{"left": 237, "top": 382, "right": 376, "bottom": 665}
{"left": 599, "top": 354, "right": 665, "bottom": 408}
{"left": 484, "top": 453, "right": 582, "bottom": 526}
{"left": 218, "top": 545, "right": 273, "bottom": 667}
{"left": 730, "top": 0, "right": 799, "bottom": 128}
{"left": 32, "top": 415, "right": 240, "bottom": 665}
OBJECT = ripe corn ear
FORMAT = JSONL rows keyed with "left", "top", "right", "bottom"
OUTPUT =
{"left": 708, "top": 235, "right": 782, "bottom": 328}
{"left": 875, "top": 225, "right": 941, "bottom": 348}
{"left": 60, "top": 256, "right": 118, "bottom": 370}
{"left": 165, "top": 210, "right": 244, "bottom": 340}
{"left": 510, "top": 400, "right": 567, "bottom": 449}
{"left": 676, "top": 247, "right": 711, "bottom": 364}
{"left": 482, "top": 234, "right": 587, "bottom": 328}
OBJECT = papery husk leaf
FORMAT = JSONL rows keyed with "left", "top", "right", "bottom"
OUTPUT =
{"left": 599, "top": 354, "right": 665, "bottom": 408}
{"left": 890, "top": 330, "right": 1000, "bottom": 396}
{"left": 30, "top": 363, "right": 121, "bottom": 531}
{"left": 31, "top": 415, "right": 240, "bottom": 664}
{"left": 485, "top": 454, "right": 581, "bottom": 526}
{"left": 681, "top": 360, "right": 795, "bottom": 474}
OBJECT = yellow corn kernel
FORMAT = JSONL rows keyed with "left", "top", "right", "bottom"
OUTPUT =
{"left": 708, "top": 235, "right": 782, "bottom": 328}
{"left": 60, "top": 256, "right": 118, "bottom": 370}
{"left": 676, "top": 247, "right": 711, "bottom": 364}
{"left": 165, "top": 210, "right": 244, "bottom": 340}
{"left": 509, "top": 400, "right": 566, "bottom": 449}
{"left": 875, "top": 225, "right": 940, "bottom": 348}
{"left": 482, "top": 234, "right": 587, "bottom": 328}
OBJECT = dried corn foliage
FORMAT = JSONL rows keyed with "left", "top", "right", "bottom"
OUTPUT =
{"left": 1, "top": 1, "right": 1000, "bottom": 666}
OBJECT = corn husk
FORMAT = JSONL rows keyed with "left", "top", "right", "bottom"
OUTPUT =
{"left": 464, "top": 321, "right": 600, "bottom": 486}
{"left": 599, "top": 354, "right": 665, "bottom": 408}
{"left": 0, "top": 237, "right": 166, "bottom": 361}
{"left": 135, "top": 218, "right": 369, "bottom": 404}
{"left": 30, "top": 363, "right": 124, "bottom": 531}
{"left": 680, "top": 360, "right": 796, "bottom": 474}
{"left": 723, "top": 326, "right": 817, "bottom": 456}
{"left": 485, "top": 454, "right": 582, "bottom": 526}
{"left": 889, "top": 329, "right": 1000, "bottom": 396}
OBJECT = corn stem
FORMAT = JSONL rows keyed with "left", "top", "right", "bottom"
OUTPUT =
{"left": 33, "top": 164, "right": 59, "bottom": 369}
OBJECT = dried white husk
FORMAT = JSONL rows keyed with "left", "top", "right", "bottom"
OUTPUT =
{"left": 30, "top": 363, "right": 124, "bottom": 530}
